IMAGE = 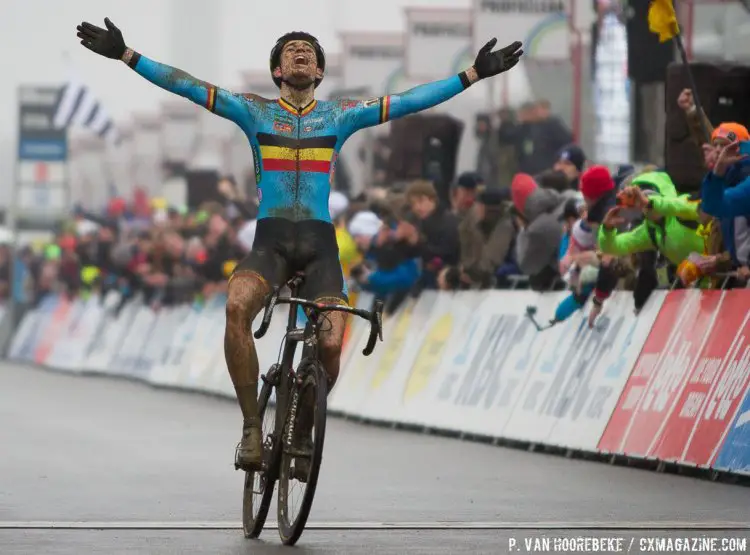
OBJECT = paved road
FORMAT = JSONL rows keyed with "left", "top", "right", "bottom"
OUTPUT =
{"left": 1, "top": 363, "right": 749, "bottom": 554}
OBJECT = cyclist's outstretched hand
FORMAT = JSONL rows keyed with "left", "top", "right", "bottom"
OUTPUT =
{"left": 474, "top": 39, "right": 523, "bottom": 79}
{"left": 76, "top": 17, "right": 127, "bottom": 60}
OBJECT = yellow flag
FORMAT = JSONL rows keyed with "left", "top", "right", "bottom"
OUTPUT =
{"left": 648, "top": 0, "right": 680, "bottom": 42}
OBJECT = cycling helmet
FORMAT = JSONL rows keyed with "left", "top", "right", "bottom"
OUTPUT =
{"left": 269, "top": 31, "right": 326, "bottom": 89}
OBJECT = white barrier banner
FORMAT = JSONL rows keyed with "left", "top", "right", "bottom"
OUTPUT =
{"left": 139, "top": 307, "right": 181, "bottom": 379}
{"left": 542, "top": 291, "right": 665, "bottom": 451}
{"left": 86, "top": 297, "right": 140, "bottom": 374}
{"left": 11, "top": 287, "right": 750, "bottom": 478}
{"left": 184, "top": 296, "right": 226, "bottom": 391}
{"left": 112, "top": 303, "right": 157, "bottom": 377}
{"left": 500, "top": 292, "right": 660, "bottom": 448}
{"left": 331, "top": 289, "right": 667, "bottom": 454}
{"left": 472, "top": 0, "right": 570, "bottom": 61}
{"left": 329, "top": 297, "right": 412, "bottom": 416}
{"left": 46, "top": 298, "right": 95, "bottom": 372}
{"left": 397, "top": 290, "right": 545, "bottom": 434}
{"left": 405, "top": 8, "right": 472, "bottom": 80}
{"left": 357, "top": 291, "right": 442, "bottom": 421}
{"left": 7, "top": 308, "right": 39, "bottom": 361}
{"left": 151, "top": 303, "right": 202, "bottom": 387}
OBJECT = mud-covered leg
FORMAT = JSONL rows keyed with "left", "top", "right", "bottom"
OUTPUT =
{"left": 225, "top": 272, "right": 270, "bottom": 470}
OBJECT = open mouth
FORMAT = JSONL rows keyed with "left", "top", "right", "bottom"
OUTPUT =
{"left": 294, "top": 55, "right": 308, "bottom": 65}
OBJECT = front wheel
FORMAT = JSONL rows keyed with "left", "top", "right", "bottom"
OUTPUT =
{"left": 242, "top": 370, "right": 282, "bottom": 539}
{"left": 277, "top": 359, "right": 328, "bottom": 546}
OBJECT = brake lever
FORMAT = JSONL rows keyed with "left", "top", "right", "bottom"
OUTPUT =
{"left": 253, "top": 287, "right": 280, "bottom": 339}
{"left": 362, "top": 300, "right": 385, "bottom": 356}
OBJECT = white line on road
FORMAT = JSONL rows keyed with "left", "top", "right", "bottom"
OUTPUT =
{"left": 1, "top": 522, "right": 749, "bottom": 530}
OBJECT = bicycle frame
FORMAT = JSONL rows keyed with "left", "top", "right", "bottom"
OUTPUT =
{"left": 255, "top": 273, "right": 383, "bottom": 452}
{"left": 243, "top": 273, "right": 383, "bottom": 544}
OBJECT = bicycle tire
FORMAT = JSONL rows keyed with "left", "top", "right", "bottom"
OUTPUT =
{"left": 276, "top": 359, "right": 328, "bottom": 545}
{"left": 242, "top": 377, "right": 281, "bottom": 539}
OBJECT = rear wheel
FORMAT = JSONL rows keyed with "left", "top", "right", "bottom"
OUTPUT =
{"left": 276, "top": 359, "right": 328, "bottom": 545}
{"left": 242, "top": 367, "right": 282, "bottom": 538}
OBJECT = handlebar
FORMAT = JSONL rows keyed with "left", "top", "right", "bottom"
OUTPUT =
{"left": 253, "top": 287, "right": 384, "bottom": 356}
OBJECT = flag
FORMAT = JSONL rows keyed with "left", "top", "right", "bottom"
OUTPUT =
{"left": 648, "top": 0, "right": 680, "bottom": 42}
{"left": 53, "top": 76, "right": 121, "bottom": 145}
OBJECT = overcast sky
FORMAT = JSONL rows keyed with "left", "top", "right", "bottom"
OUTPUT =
{"left": 0, "top": 0, "right": 470, "bottom": 205}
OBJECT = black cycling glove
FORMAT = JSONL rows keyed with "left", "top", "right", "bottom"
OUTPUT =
{"left": 76, "top": 17, "right": 127, "bottom": 60}
{"left": 474, "top": 39, "right": 523, "bottom": 79}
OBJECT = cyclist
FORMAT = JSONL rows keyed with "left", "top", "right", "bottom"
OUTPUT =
{"left": 76, "top": 18, "right": 524, "bottom": 476}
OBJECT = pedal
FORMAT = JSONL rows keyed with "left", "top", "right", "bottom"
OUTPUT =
{"left": 234, "top": 442, "right": 263, "bottom": 472}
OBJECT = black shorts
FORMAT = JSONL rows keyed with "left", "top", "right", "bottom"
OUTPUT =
{"left": 232, "top": 218, "right": 347, "bottom": 302}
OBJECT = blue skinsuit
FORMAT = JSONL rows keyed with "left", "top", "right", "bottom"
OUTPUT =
{"left": 127, "top": 53, "right": 472, "bottom": 223}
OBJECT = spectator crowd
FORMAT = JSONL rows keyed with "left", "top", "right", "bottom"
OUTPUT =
{"left": 5, "top": 91, "right": 750, "bottom": 330}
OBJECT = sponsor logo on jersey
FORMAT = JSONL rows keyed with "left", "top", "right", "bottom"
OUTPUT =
{"left": 273, "top": 121, "right": 293, "bottom": 134}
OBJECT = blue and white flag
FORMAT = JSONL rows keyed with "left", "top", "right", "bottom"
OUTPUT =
{"left": 53, "top": 76, "right": 120, "bottom": 145}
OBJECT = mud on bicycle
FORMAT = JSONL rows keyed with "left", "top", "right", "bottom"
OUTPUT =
{"left": 238, "top": 272, "right": 383, "bottom": 545}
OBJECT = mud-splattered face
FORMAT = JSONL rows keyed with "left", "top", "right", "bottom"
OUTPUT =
{"left": 273, "top": 40, "right": 323, "bottom": 88}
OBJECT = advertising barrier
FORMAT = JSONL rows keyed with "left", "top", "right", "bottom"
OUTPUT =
{"left": 7, "top": 288, "right": 750, "bottom": 478}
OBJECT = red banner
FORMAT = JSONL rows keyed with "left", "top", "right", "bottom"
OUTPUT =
{"left": 680, "top": 290, "right": 750, "bottom": 466}
{"left": 598, "top": 290, "right": 721, "bottom": 455}
{"left": 646, "top": 290, "right": 744, "bottom": 462}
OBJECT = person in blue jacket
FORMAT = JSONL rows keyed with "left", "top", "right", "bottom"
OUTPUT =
{"left": 701, "top": 131, "right": 750, "bottom": 279}
{"left": 76, "top": 17, "right": 524, "bottom": 475}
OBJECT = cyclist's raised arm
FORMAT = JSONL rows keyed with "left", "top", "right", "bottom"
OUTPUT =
{"left": 124, "top": 50, "right": 246, "bottom": 123}
{"left": 339, "top": 74, "right": 472, "bottom": 134}
{"left": 76, "top": 17, "right": 247, "bottom": 124}
{"left": 339, "top": 38, "right": 523, "bottom": 135}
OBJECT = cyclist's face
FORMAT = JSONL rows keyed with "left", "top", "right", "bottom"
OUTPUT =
{"left": 274, "top": 40, "right": 323, "bottom": 87}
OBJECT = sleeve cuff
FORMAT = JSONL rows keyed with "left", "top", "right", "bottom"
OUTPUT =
{"left": 125, "top": 50, "right": 141, "bottom": 69}
{"left": 458, "top": 72, "right": 472, "bottom": 90}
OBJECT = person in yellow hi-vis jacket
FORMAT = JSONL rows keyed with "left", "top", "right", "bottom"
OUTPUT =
{"left": 329, "top": 191, "right": 361, "bottom": 352}
{"left": 329, "top": 191, "right": 361, "bottom": 307}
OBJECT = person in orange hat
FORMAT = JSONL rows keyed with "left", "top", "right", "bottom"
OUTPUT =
{"left": 703, "top": 123, "right": 750, "bottom": 170}
{"left": 701, "top": 122, "right": 750, "bottom": 217}
{"left": 701, "top": 131, "right": 750, "bottom": 282}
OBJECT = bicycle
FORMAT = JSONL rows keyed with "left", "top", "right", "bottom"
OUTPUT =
{"left": 238, "top": 272, "right": 383, "bottom": 545}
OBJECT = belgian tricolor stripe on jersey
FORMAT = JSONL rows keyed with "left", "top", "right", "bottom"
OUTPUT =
{"left": 258, "top": 133, "right": 337, "bottom": 173}
{"left": 206, "top": 85, "right": 218, "bottom": 112}
{"left": 379, "top": 96, "right": 391, "bottom": 124}
{"left": 278, "top": 98, "right": 318, "bottom": 116}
